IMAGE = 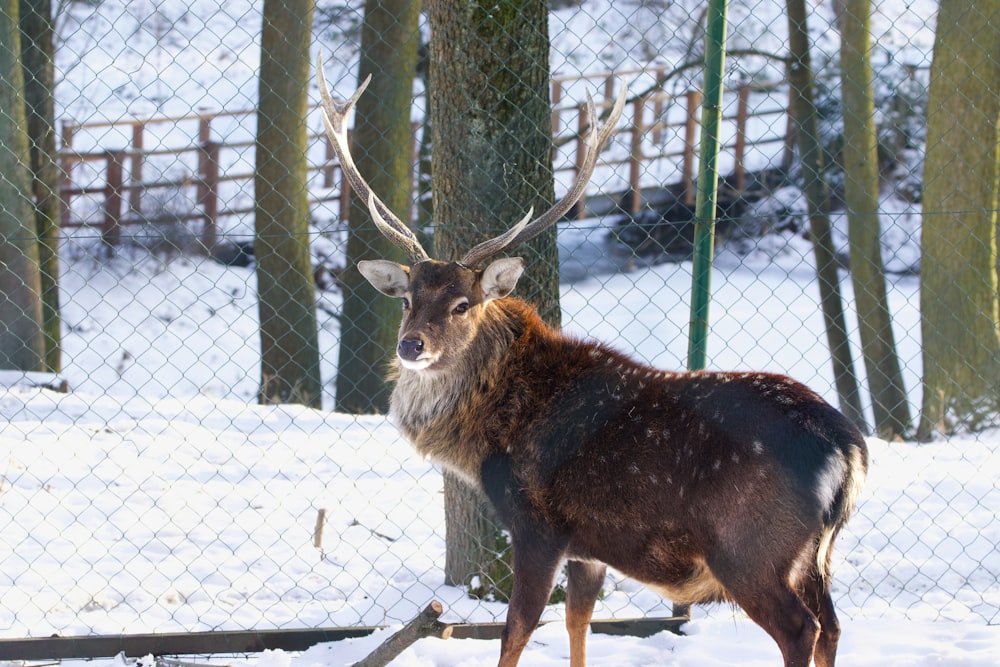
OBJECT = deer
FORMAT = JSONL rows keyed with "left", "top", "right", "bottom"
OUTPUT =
{"left": 317, "top": 58, "right": 868, "bottom": 667}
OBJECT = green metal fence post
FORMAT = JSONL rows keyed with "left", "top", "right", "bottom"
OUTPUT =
{"left": 686, "top": 0, "right": 729, "bottom": 373}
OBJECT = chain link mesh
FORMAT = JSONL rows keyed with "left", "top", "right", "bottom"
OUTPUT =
{"left": 1, "top": 0, "right": 998, "bottom": 650}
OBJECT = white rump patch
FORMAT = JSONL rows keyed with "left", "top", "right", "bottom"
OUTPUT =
{"left": 815, "top": 449, "right": 847, "bottom": 512}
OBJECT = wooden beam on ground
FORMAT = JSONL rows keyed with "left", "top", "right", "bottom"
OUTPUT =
{"left": 0, "top": 616, "right": 686, "bottom": 661}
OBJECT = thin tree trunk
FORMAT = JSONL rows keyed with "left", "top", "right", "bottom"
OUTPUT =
{"left": 335, "top": 0, "right": 422, "bottom": 414}
{"left": 20, "top": 0, "right": 60, "bottom": 373}
{"left": 786, "top": 0, "right": 866, "bottom": 432}
{"left": 836, "top": 0, "right": 910, "bottom": 438}
{"left": 255, "top": 0, "right": 321, "bottom": 407}
{"left": 0, "top": 0, "right": 45, "bottom": 372}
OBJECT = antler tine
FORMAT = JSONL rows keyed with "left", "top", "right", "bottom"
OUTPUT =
{"left": 316, "top": 54, "right": 430, "bottom": 264}
{"left": 460, "top": 81, "right": 628, "bottom": 268}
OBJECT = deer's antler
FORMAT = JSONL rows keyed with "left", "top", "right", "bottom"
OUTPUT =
{"left": 317, "top": 55, "right": 431, "bottom": 264}
{"left": 318, "top": 53, "right": 627, "bottom": 269}
{"left": 459, "top": 82, "right": 627, "bottom": 268}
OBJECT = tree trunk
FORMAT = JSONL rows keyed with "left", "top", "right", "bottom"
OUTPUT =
{"left": 0, "top": 0, "right": 45, "bottom": 372}
{"left": 255, "top": 0, "right": 322, "bottom": 408}
{"left": 836, "top": 0, "right": 910, "bottom": 439}
{"left": 917, "top": 0, "right": 1000, "bottom": 439}
{"left": 335, "top": 0, "right": 422, "bottom": 414}
{"left": 20, "top": 0, "right": 60, "bottom": 373}
{"left": 786, "top": 0, "right": 866, "bottom": 432}
{"left": 427, "top": 0, "right": 558, "bottom": 594}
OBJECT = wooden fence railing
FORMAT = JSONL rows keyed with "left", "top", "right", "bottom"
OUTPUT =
{"left": 58, "top": 69, "right": 791, "bottom": 249}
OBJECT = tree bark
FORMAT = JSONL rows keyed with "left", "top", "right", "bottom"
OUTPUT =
{"left": 428, "top": 0, "right": 560, "bottom": 324}
{"left": 917, "top": 0, "right": 1000, "bottom": 439}
{"left": 255, "top": 0, "right": 322, "bottom": 408}
{"left": 19, "top": 0, "right": 60, "bottom": 373}
{"left": 335, "top": 0, "right": 422, "bottom": 414}
{"left": 427, "top": 0, "right": 558, "bottom": 595}
{"left": 836, "top": 0, "right": 910, "bottom": 438}
{"left": 0, "top": 0, "right": 45, "bottom": 372}
{"left": 786, "top": 0, "right": 866, "bottom": 432}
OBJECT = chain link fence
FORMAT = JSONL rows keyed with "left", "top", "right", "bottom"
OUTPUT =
{"left": 1, "top": 0, "right": 998, "bottom": 657}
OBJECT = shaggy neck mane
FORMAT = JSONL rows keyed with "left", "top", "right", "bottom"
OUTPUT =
{"left": 388, "top": 297, "right": 548, "bottom": 473}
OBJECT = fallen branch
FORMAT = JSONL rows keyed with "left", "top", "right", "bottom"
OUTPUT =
{"left": 351, "top": 601, "right": 452, "bottom": 667}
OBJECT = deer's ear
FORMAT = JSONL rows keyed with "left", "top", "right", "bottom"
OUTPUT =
{"left": 480, "top": 257, "right": 525, "bottom": 302}
{"left": 358, "top": 260, "right": 410, "bottom": 297}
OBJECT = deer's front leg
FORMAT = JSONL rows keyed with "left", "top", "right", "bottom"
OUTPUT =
{"left": 497, "top": 525, "right": 568, "bottom": 667}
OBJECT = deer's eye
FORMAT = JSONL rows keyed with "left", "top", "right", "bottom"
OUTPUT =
{"left": 452, "top": 301, "right": 470, "bottom": 315}
{"left": 401, "top": 298, "right": 411, "bottom": 311}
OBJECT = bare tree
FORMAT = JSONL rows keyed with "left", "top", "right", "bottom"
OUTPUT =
{"left": 785, "top": 0, "right": 866, "bottom": 432}
{"left": 918, "top": 0, "right": 1000, "bottom": 438}
{"left": 335, "top": 0, "right": 422, "bottom": 414}
{"left": 255, "top": 0, "right": 321, "bottom": 407}
{"left": 0, "top": 0, "right": 45, "bottom": 372}
{"left": 20, "top": 0, "right": 61, "bottom": 373}
{"left": 835, "top": 0, "right": 910, "bottom": 438}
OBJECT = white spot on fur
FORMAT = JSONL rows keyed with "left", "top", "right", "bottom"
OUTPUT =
{"left": 751, "top": 439, "right": 764, "bottom": 455}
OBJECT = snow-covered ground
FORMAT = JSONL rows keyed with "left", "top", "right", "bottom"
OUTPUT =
{"left": 2, "top": 218, "right": 999, "bottom": 665}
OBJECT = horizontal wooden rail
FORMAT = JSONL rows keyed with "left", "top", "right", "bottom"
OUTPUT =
{"left": 0, "top": 616, "right": 685, "bottom": 660}
{"left": 59, "top": 72, "right": 790, "bottom": 249}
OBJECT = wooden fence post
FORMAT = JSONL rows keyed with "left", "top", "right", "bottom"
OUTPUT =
{"left": 59, "top": 121, "right": 75, "bottom": 227}
{"left": 323, "top": 132, "right": 336, "bottom": 188}
{"left": 102, "top": 150, "right": 125, "bottom": 252}
{"left": 651, "top": 92, "right": 665, "bottom": 146}
{"left": 129, "top": 122, "right": 144, "bottom": 216}
{"left": 550, "top": 78, "right": 562, "bottom": 135}
{"left": 782, "top": 87, "right": 796, "bottom": 171}
{"left": 629, "top": 96, "right": 645, "bottom": 213}
{"left": 198, "top": 141, "right": 220, "bottom": 249}
{"left": 574, "top": 101, "right": 589, "bottom": 218}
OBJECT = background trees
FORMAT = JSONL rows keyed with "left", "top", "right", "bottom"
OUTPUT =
{"left": 0, "top": 0, "right": 995, "bottom": 432}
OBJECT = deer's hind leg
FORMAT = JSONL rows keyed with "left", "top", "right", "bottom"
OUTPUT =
{"left": 565, "top": 559, "right": 606, "bottom": 667}
{"left": 800, "top": 565, "right": 840, "bottom": 667}
{"left": 710, "top": 551, "right": 820, "bottom": 667}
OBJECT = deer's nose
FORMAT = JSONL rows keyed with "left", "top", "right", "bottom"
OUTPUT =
{"left": 398, "top": 338, "right": 425, "bottom": 361}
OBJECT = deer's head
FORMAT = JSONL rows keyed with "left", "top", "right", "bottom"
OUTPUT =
{"left": 317, "top": 56, "right": 626, "bottom": 372}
